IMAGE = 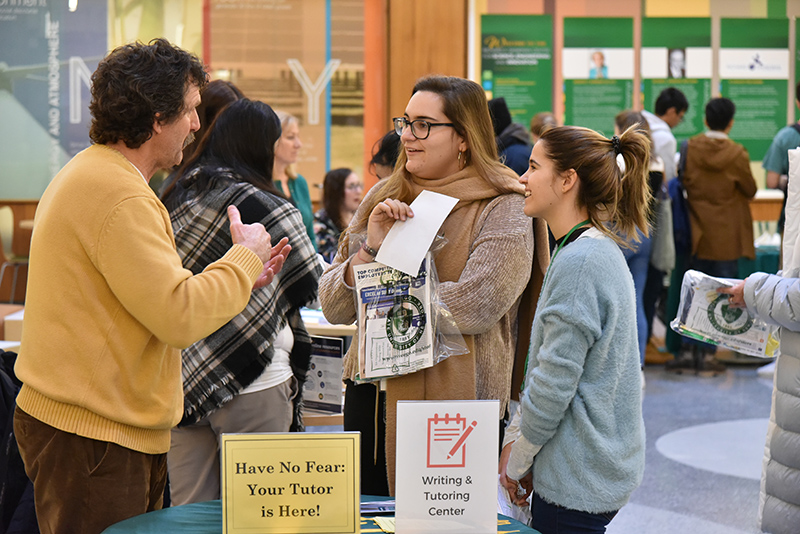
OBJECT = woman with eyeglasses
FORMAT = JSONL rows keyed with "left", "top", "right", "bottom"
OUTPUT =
{"left": 273, "top": 110, "right": 317, "bottom": 250}
{"left": 314, "top": 168, "right": 363, "bottom": 263}
{"left": 319, "top": 75, "right": 550, "bottom": 495}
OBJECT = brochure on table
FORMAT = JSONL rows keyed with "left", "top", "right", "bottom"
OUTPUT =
{"left": 395, "top": 400, "right": 499, "bottom": 533}
{"left": 220, "top": 433, "right": 360, "bottom": 534}
{"left": 303, "top": 336, "right": 344, "bottom": 413}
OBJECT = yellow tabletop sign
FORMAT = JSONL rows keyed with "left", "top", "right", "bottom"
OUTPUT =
{"left": 221, "top": 433, "right": 360, "bottom": 534}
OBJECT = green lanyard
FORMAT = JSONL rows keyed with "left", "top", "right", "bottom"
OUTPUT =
{"left": 521, "top": 219, "right": 591, "bottom": 391}
{"left": 540, "top": 220, "right": 591, "bottom": 291}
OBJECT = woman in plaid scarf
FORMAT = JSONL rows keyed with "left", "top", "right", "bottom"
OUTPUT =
{"left": 161, "top": 98, "right": 323, "bottom": 505}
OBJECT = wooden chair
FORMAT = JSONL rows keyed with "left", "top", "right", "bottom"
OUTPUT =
{"left": 0, "top": 206, "right": 29, "bottom": 304}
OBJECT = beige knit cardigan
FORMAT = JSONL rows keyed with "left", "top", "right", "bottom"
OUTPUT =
{"left": 319, "top": 187, "right": 549, "bottom": 492}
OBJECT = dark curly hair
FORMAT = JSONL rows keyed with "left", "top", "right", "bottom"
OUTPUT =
{"left": 89, "top": 38, "right": 208, "bottom": 148}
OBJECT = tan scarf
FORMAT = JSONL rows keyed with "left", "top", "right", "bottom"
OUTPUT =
{"left": 408, "top": 165, "right": 523, "bottom": 280}
{"left": 383, "top": 164, "right": 525, "bottom": 492}
{"left": 340, "top": 166, "right": 523, "bottom": 381}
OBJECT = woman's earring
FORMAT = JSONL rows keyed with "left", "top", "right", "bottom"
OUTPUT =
{"left": 457, "top": 151, "right": 463, "bottom": 169}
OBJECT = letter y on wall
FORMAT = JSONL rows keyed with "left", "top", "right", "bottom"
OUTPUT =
{"left": 287, "top": 58, "right": 341, "bottom": 125}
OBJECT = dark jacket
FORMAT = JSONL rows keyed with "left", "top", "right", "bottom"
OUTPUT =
{"left": 0, "top": 351, "right": 39, "bottom": 534}
{"left": 497, "top": 123, "right": 533, "bottom": 176}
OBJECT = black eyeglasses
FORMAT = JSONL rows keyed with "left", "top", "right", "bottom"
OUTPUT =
{"left": 393, "top": 117, "right": 455, "bottom": 140}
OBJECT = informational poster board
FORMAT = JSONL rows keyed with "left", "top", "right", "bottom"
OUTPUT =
{"left": 719, "top": 18, "right": 789, "bottom": 160}
{"left": 481, "top": 14, "right": 553, "bottom": 125}
{"left": 303, "top": 336, "right": 344, "bottom": 413}
{"left": 0, "top": 0, "right": 106, "bottom": 198}
{"left": 795, "top": 27, "right": 800, "bottom": 120}
{"left": 562, "top": 17, "right": 633, "bottom": 136}
{"left": 641, "top": 17, "right": 712, "bottom": 146}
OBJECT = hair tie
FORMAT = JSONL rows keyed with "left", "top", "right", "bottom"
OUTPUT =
{"left": 611, "top": 135, "right": 621, "bottom": 155}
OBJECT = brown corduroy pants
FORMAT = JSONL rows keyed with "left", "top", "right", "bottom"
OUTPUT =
{"left": 13, "top": 407, "right": 167, "bottom": 534}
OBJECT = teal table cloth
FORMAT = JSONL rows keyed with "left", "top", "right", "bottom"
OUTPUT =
{"left": 101, "top": 498, "right": 540, "bottom": 534}
{"left": 739, "top": 245, "right": 780, "bottom": 278}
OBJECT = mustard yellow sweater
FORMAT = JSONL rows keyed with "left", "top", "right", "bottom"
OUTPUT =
{"left": 15, "top": 145, "right": 263, "bottom": 454}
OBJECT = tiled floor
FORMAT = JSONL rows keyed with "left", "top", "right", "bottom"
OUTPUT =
{"left": 608, "top": 360, "right": 773, "bottom": 534}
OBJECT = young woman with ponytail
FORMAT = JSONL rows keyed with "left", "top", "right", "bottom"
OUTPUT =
{"left": 500, "top": 126, "right": 649, "bottom": 534}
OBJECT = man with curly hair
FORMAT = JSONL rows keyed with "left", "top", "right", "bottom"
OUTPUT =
{"left": 12, "top": 38, "right": 290, "bottom": 534}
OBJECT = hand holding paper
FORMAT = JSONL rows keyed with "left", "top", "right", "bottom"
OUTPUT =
{"left": 375, "top": 190, "right": 459, "bottom": 276}
{"left": 717, "top": 279, "right": 747, "bottom": 308}
{"left": 366, "top": 198, "right": 415, "bottom": 250}
{"left": 671, "top": 270, "right": 777, "bottom": 358}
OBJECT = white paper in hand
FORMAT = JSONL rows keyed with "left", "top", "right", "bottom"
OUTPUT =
{"left": 375, "top": 190, "right": 458, "bottom": 277}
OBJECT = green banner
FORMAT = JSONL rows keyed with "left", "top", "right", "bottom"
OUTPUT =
{"left": 564, "top": 18, "right": 632, "bottom": 48}
{"left": 641, "top": 17, "right": 711, "bottom": 48}
{"left": 563, "top": 79, "right": 633, "bottom": 136}
{"left": 640, "top": 18, "right": 711, "bottom": 144}
{"left": 481, "top": 14, "right": 553, "bottom": 126}
{"left": 720, "top": 18, "right": 789, "bottom": 159}
{"left": 796, "top": 27, "right": 800, "bottom": 118}
{"left": 642, "top": 80, "right": 711, "bottom": 145}
{"left": 721, "top": 79, "right": 788, "bottom": 160}
{"left": 720, "top": 19, "right": 788, "bottom": 48}
{"left": 562, "top": 18, "right": 633, "bottom": 136}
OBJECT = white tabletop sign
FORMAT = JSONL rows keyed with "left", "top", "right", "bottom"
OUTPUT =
{"left": 395, "top": 400, "right": 499, "bottom": 533}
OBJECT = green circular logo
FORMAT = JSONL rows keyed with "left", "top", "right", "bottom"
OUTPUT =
{"left": 386, "top": 295, "right": 426, "bottom": 350}
{"left": 707, "top": 294, "right": 753, "bottom": 335}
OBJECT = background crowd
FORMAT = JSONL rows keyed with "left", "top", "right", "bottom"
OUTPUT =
{"left": 4, "top": 37, "right": 798, "bottom": 534}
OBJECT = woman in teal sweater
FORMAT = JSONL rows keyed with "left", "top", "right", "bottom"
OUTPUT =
{"left": 273, "top": 110, "right": 317, "bottom": 250}
{"left": 504, "top": 125, "right": 650, "bottom": 534}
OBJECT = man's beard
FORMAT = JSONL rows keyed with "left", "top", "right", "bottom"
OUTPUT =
{"left": 182, "top": 131, "right": 195, "bottom": 149}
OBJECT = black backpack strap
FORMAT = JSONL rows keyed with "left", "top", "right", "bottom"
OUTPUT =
{"left": 791, "top": 122, "right": 800, "bottom": 136}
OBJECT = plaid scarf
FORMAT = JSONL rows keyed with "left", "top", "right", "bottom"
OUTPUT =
{"left": 170, "top": 167, "right": 322, "bottom": 429}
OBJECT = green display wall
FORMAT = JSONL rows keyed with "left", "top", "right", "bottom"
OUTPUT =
{"left": 720, "top": 18, "right": 790, "bottom": 160}
{"left": 563, "top": 17, "right": 633, "bottom": 136}
{"left": 481, "top": 14, "right": 553, "bottom": 126}
{"left": 641, "top": 17, "right": 711, "bottom": 146}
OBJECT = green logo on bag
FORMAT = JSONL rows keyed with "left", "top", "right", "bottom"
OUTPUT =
{"left": 386, "top": 295, "right": 426, "bottom": 350}
{"left": 707, "top": 295, "right": 753, "bottom": 335}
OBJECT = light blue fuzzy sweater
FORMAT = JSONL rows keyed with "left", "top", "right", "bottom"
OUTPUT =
{"left": 520, "top": 228, "right": 645, "bottom": 513}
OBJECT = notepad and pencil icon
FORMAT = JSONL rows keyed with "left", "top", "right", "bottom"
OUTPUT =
{"left": 426, "top": 412, "right": 478, "bottom": 468}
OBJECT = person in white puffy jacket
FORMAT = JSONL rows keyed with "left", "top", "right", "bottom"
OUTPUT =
{"left": 721, "top": 148, "right": 800, "bottom": 534}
